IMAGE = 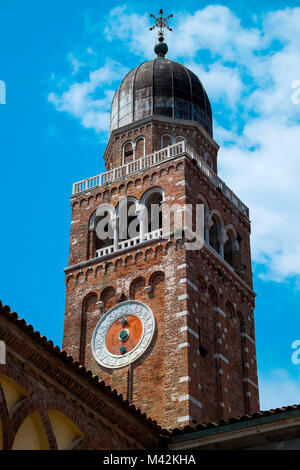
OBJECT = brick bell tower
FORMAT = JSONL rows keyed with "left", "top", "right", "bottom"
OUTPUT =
{"left": 63, "top": 14, "right": 259, "bottom": 430}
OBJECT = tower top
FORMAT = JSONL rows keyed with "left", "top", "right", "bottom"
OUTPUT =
{"left": 149, "top": 9, "right": 174, "bottom": 58}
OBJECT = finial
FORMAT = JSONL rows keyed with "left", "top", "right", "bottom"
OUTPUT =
{"left": 149, "top": 9, "right": 174, "bottom": 58}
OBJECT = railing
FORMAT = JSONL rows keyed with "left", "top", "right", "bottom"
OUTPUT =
{"left": 95, "top": 228, "right": 163, "bottom": 259}
{"left": 72, "top": 141, "right": 249, "bottom": 218}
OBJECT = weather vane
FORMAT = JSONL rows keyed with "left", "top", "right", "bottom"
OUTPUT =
{"left": 149, "top": 9, "right": 174, "bottom": 43}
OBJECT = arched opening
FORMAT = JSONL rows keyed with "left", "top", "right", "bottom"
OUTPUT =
{"left": 145, "top": 191, "right": 163, "bottom": 234}
{"left": 224, "top": 229, "right": 239, "bottom": 269}
{"left": 95, "top": 211, "right": 114, "bottom": 251}
{"left": 12, "top": 412, "right": 50, "bottom": 450}
{"left": 135, "top": 137, "right": 145, "bottom": 159}
{"left": 101, "top": 287, "right": 116, "bottom": 310}
{"left": 204, "top": 153, "right": 213, "bottom": 169}
{"left": 161, "top": 134, "right": 172, "bottom": 149}
{"left": 149, "top": 271, "right": 165, "bottom": 296}
{"left": 130, "top": 277, "right": 146, "bottom": 300}
{"left": 48, "top": 410, "right": 83, "bottom": 450}
{"left": 176, "top": 136, "right": 186, "bottom": 145}
{"left": 118, "top": 199, "right": 140, "bottom": 243}
{"left": 209, "top": 215, "right": 221, "bottom": 253}
{"left": 123, "top": 142, "right": 134, "bottom": 164}
{"left": 80, "top": 294, "right": 97, "bottom": 365}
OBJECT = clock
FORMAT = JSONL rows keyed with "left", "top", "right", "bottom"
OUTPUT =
{"left": 91, "top": 300, "right": 155, "bottom": 369}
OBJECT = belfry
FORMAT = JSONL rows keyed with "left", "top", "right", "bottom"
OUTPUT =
{"left": 63, "top": 10, "right": 259, "bottom": 430}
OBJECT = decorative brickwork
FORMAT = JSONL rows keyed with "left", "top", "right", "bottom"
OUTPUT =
{"left": 0, "top": 302, "right": 162, "bottom": 450}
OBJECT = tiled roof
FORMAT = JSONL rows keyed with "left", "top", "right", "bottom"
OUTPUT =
{"left": 170, "top": 404, "right": 300, "bottom": 437}
{"left": 0, "top": 301, "right": 166, "bottom": 436}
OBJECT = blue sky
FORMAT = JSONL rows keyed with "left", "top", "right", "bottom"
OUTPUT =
{"left": 1, "top": 0, "right": 300, "bottom": 411}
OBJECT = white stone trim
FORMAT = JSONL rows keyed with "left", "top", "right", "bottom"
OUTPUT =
{"left": 180, "top": 278, "right": 198, "bottom": 292}
{"left": 243, "top": 377, "right": 258, "bottom": 390}
{"left": 177, "top": 342, "right": 190, "bottom": 349}
{"left": 179, "top": 376, "right": 191, "bottom": 383}
{"left": 213, "top": 306, "right": 227, "bottom": 318}
{"left": 180, "top": 326, "right": 199, "bottom": 339}
{"left": 214, "top": 353, "right": 229, "bottom": 364}
{"left": 177, "top": 263, "right": 188, "bottom": 269}
{"left": 178, "top": 294, "right": 189, "bottom": 301}
{"left": 177, "top": 416, "right": 192, "bottom": 424}
{"left": 176, "top": 310, "right": 189, "bottom": 317}
{"left": 241, "top": 332, "right": 255, "bottom": 344}
{"left": 179, "top": 395, "right": 202, "bottom": 409}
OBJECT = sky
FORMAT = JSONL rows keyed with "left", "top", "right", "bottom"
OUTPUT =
{"left": 1, "top": 0, "right": 300, "bottom": 411}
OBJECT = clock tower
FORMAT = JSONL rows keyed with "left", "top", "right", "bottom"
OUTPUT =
{"left": 63, "top": 13, "right": 259, "bottom": 430}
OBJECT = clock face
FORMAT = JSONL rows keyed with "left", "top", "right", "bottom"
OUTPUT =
{"left": 91, "top": 300, "right": 155, "bottom": 369}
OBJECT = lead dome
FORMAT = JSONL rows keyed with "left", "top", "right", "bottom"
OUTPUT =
{"left": 110, "top": 57, "right": 213, "bottom": 137}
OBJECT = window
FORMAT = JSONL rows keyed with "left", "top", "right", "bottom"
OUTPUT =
{"left": 161, "top": 134, "right": 172, "bottom": 148}
{"left": 123, "top": 142, "right": 133, "bottom": 164}
{"left": 145, "top": 191, "right": 163, "bottom": 233}
{"left": 135, "top": 137, "right": 145, "bottom": 159}
{"left": 224, "top": 230, "right": 239, "bottom": 269}
{"left": 209, "top": 215, "right": 221, "bottom": 253}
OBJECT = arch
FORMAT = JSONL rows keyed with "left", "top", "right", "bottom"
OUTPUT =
{"left": 100, "top": 287, "right": 116, "bottom": 310}
{"left": 161, "top": 133, "right": 173, "bottom": 149}
{"left": 122, "top": 141, "right": 134, "bottom": 164}
{"left": 149, "top": 271, "right": 165, "bottom": 296}
{"left": 93, "top": 204, "right": 116, "bottom": 255}
{"left": 47, "top": 410, "right": 83, "bottom": 450}
{"left": 80, "top": 293, "right": 98, "bottom": 365}
{"left": 116, "top": 197, "right": 140, "bottom": 242}
{"left": 197, "top": 194, "right": 210, "bottom": 243}
{"left": 135, "top": 136, "right": 145, "bottom": 159}
{"left": 83, "top": 294, "right": 98, "bottom": 312}
{"left": 12, "top": 412, "right": 50, "bottom": 450}
{"left": 140, "top": 187, "right": 164, "bottom": 235}
{"left": 209, "top": 214, "right": 222, "bottom": 254}
{"left": 130, "top": 277, "right": 146, "bottom": 300}
{"left": 224, "top": 226, "right": 239, "bottom": 269}
{"left": 175, "top": 135, "right": 187, "bottom": 145}
{"left": 204, "top": 152, "right": 213, "bottom": 168}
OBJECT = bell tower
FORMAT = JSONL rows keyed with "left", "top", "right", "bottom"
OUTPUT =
{"left": 63, "top": 11, "right": 259, "bottom": 430}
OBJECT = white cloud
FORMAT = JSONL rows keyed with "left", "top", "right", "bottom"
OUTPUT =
{"left": 104, "top": 6, "right": 154, "bottom": 58}
{"left": 67, "top": 53, "right": 85, "bottom": 75}
{"left": 187, "top": 62, "right": 243, "bottom": 108}
{"left": 259, "top": 369, "right": 300, "bottom": 410}
{"left": 48, "top": 59, "right": 129, "bottom": 133}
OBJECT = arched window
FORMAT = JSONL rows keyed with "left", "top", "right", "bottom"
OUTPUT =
{"left": 117, "top": 198, "right": 140, "bottom": 242}
{"left": 161, "top": 134, "right": 173, "bottom": 149}
{"left": 90, "top": 207, "right": 115, "bottom": 257}
{"left": 123, "top": 141, "right": 134, "bottom": 164}
{"left": 100, "top": 286, "right": 116, "bottom": 310}
{"left": 204, "top": 153, "right": 213, "bottom": 169}
{"left": 130, "top": 277, "right": 146, "bottom": 300}
{"left": 135, "top": 137, "right": 145, "bottom": 159}
{"left": 209, "top": 215, "right": 221, "bottom": 253}
{"left": 176, "top": 136, "right": 186, "bottom": 145}
{"left": 149, "top": 271, "right": 165, "bottom": 296}
{"left": 80, "top": 294, "right": 97, "bottom": 364}
{"left": 224, "top": 229, "right": 239, "bottom": 269}
{"left": 94, "top": 211, "right": 114, "bottom": 252}
{"left": 144, "top": 191, "right": 163, "bottom": 233}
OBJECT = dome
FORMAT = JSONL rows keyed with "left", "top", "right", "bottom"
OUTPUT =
{"left": 110, "top": 58, "right": 213, "bottom": 137}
